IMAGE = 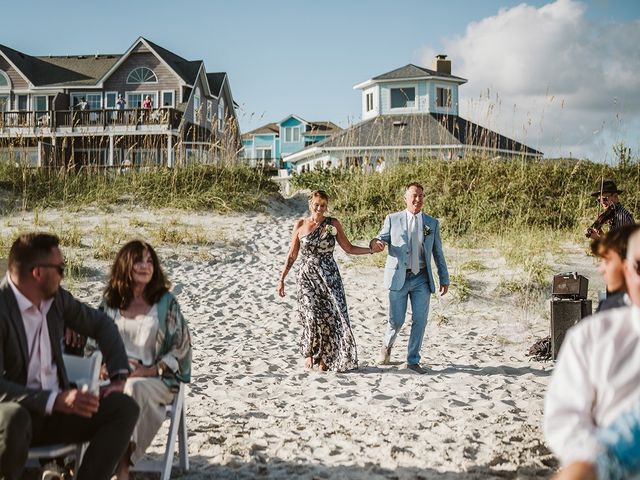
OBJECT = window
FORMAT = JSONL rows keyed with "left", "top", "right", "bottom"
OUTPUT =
{"left": 105, "top": 92, "right": 117, "bottom": 109}
{"left": 17, "top": 95, "right": 28, "bottom": 111}
{"left": 193, "top": 88, "right": 201, "bottom": 122}
{"left": 0, "top": 95, "right": 8, "bottom": 112}
{"left": 436, "top": 87, "right": 452, "bottom": 108}
{"left": 390, "top": 87, "right": 415, "bottom": 109}
{"left": 162, "top": 90, "right": 174, "bottom": 107}
{"left": 256, "top": 148, "right": 272, "bottom": 160}
{"left": 0, "top": 70, "right": 9, "bottom": 88}
{"left": 366, "top": 92, "right": 374, "bottom": 112}
{"left": 217, "top": 98, "right": 225, "bottom": 130}
{"left": 127, "top": 67, "right": 158, "bottom": 84}
{"left": 33, "top": 95, "right": 47, "bottom": 111}
{"left": 207, "top": 100, "right": 213, "bottom": 122}
{"left": 71, "top": 93, "right": 102, "bottom": 109}
{"left": 126, "top": 92, "right": 157, "bottom": 108}
{"left": 283, "top": 126, "right": 300, "bottom": 143}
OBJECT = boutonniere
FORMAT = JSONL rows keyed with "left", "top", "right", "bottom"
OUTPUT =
{"left": 325, "top": 225, "right": 337, "bottom": 236}
{"left": 423, "top": 225, "right": 432, "bottom": 237}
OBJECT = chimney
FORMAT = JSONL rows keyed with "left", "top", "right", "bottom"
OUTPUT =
{"left": 434, "top": 54, "right": 451, "bottom": 75}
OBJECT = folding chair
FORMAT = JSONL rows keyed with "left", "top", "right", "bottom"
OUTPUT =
{"left": 132, "top": 382, "right": 189, "bottom": 480}
{"left": 27, "top": 351, "right": 103, "bottom": 479}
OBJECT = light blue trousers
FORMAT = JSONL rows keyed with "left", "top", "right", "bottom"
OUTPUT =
{"left": 384, "top": 270, "right": 430, "bottom": 365}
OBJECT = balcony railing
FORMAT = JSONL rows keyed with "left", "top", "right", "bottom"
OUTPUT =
{"left": 0, "top": 107, "right": 182, "bottom": 130}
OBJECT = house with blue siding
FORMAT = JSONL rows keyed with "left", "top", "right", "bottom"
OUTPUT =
{"left": 286, "top": 55, "right": 542, "bottom": 172}
{"left": 241, "top": 114, "right": 340, "bottom": 169}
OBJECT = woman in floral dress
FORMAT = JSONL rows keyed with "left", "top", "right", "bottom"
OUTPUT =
{"left": 277, "top": 190, "right": 373, "bottom": 371}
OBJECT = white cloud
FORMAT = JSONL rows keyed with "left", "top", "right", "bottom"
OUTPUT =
{"left": 421, "top": 0, "right": 640, "bottom": 161}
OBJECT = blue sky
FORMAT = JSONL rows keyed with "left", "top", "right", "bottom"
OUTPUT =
{"left": 3, "top": 0, "right": 640, "bottom": 160}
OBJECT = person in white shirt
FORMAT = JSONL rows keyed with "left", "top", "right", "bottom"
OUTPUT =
{"left": 545, "top": 228, "right": 640, "bottom": 478}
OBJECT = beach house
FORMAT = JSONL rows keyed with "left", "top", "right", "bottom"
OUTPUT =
{"left": 285, "top": 55, "right": 542, "bottom": 172}
{"left": 0, "top": 37, "right": 240, "bottom": 167}
{"left": 241, "top": 114, "right": 341, "bottom": 170}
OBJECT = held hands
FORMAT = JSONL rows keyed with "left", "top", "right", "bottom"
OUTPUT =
{"left": 440, "top": 284, "right": 449, "bottom": 296}
{"left": 128, "top": 359, "right": 157, "bottom": 378}
{"left": 53, "top": 388, "right": 100, "bottom": 418}
{"left": 370, "top": 239, "right": 385, "bottom": 253}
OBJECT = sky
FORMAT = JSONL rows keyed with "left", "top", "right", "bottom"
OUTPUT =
{"left": 3, "top": 0, "right": 640, "bottom": 161}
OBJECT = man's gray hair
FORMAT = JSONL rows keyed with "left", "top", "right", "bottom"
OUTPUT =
{"left": 627, "top": 229, "right": 640, "bottom": 263}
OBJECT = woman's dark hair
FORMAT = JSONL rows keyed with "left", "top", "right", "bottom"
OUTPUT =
{"left": 103, "top": 240, "right": 170, "bottom": 309}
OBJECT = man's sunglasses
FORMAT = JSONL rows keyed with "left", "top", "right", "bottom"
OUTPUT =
{"left": 597, "top": 195, "right": 614, "bottom": 202}
{"left": 34, "top": 263, "right": 65, "bottom": 276}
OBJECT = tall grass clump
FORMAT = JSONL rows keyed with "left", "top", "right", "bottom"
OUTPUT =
{"left": 0, "top": 163, "right": 280, "bottom": 213}
{"left": 291, "top": 156, "right": 640, "bottom": 241}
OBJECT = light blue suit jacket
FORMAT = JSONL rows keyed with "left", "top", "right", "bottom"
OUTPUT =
{"left": 376, "top": 211, "right": 449, "bottom": 292}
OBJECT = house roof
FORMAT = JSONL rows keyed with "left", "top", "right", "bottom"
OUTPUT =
{"left": 288, "top": 113, "right": 541, "bottom": 160}
{"left": 206, "top": 73, "right": 226, "bottom": 97}
{"left": 242, "top": 122, "right": 279, "bottom": 139}
{"left": 142, "top": 38, "right": 202, "bottom": 85}
{"left": 303, "top": 121, "right": 342, "bottom": 136}
{"left": 372, "top": 63, "right": 467, "bottom": 83}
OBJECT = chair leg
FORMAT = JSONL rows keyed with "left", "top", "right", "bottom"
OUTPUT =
{"left": 178, "top": 404, "right": 189, "bottom": 471}
{"left": 161, "top": 391, "right": 184, "bottom": 480}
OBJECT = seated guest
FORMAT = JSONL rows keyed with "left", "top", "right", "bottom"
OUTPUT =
{"left": 591, "top": 224, "right": 640, "bottom": 312}
{"left": 99, "top": 240, "right": 191, "bottom": 480}
{"left": 545, "top": 229, "right": 640, "bottom": 474}
{"left": 0, "top": 233, "right": 139, "bottom": 480}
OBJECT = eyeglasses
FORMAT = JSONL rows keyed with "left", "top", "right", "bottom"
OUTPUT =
{"left": 35, "top": 263, "right": 65, "bottom": 276}
{"left": 597, "top": 195, "right": 614, "bottom": 202}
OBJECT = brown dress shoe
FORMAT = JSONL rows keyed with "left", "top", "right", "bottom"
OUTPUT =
{"left": 378, "top": 346, "right": 392, "bottom": 365}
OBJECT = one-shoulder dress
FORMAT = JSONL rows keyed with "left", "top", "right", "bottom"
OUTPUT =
{"left": 296, "top": 217, "right": 358, "bottom": 372}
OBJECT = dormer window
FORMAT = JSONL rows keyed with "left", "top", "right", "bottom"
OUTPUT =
{"left": 127, "top": 67, "right": 158, "bottom": 84}
{"left": 283, "top": 126, "right": 300, "bottom": 143}
{"left": 436, "top": 87, "right": 452, "bottom": 108}
{"left": 390, "top": 87, "right": 415, "bottom": 109}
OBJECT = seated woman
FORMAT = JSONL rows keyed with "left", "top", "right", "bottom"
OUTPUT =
{"left": 100, "top": 240, "right": 191, "bottom": 480}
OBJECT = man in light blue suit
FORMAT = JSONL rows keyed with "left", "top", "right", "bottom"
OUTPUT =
{"left": 370, "top": 183, "right": 449, "bottom": 373}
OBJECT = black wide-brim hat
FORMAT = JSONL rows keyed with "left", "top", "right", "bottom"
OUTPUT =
{"left": 591, "top": 179, "right": 623, "bottom": 197}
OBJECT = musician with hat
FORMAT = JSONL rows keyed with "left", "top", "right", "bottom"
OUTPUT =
{"left": 585, "top": 179, "right": 634, "bottom": 239}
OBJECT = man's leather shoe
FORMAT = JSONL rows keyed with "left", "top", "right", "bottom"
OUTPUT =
{"left": 378, "top": 346, "right": 392, "bottom": 365}
{"left": 407, "top": 363, "right": 427, "bottom": 374}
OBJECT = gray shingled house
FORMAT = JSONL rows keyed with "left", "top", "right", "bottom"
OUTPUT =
{"left": 285, "top": 56, "right": 542, "bottom": 172}
{"left": 0, "top": 37, "right": 239, "bottom": 167}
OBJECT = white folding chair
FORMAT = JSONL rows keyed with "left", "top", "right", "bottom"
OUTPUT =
{"left": 27, "top": 351, "right": 103, "bottom": 479}
{"left": 132, "top": 382, "right": 189, "bottom": 480}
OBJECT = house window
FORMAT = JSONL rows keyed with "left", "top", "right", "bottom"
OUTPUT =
{"left": 162, "top": 90, "right": 174, "bottom": 107}
{"left": 390, "top": 87, "right": 415, "bottom": 109}
{"left": 0, "top": 95, "right": 8, "bottom": 112}
{"left": 256, "top": 148, "right": 272, "bottom": 160}
{"left": 0, "top": 70, "right": 9, "bottom": 88}
{"left": 366, "top": 92, "right": 374, "bottom": 112}
{"left": 283, "top": 126, "right": 300, "bottom": 143}
{"left": 218, "top": 98, "right": 225, "bottom": 130}
{"left": 127, "top": 67, "right": 158, "bottom": 84}
{"left": 126, "top": 92, "right": 157, "bottom": 108}
{"left": 33, "top": 95, "right": 47, "bottom": 111}
{"left": 105, "top": 92, "right": 117, "bottom": 109}
{"left": 71, "top": 93, "right": 102, "bottom": 109}
{"left": 436, "top": 87, "right": 452, "bottom": 108}
{"left": 193, "top": 88, "right": 201, "bottom": 122}
{"left": 17, "top": 95, "right": 28, "bottom": 111}
{"left": 207, "top": 100, "right": 213, "bottom": 122}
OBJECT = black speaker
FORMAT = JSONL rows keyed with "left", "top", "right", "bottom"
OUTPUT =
{"left": 552, "top": 272, "right": 588, "bottom": 300}
{"left": 551, "top": 299, "right": 592, "bottom": 359}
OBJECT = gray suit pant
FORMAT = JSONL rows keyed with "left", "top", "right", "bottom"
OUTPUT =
{"left": 0, "top": 392, "right": 139, "bottom": 480}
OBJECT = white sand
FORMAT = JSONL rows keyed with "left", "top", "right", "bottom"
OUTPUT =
{"left": 1, "top": 195, "right": 603, "bottom": 479}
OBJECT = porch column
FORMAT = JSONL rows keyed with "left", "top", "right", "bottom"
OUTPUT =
{"left": 108, "top": 135, "right": 114, "bottom": 167}
{"left": 37, "top": 141, "right": 42, "bottom": 167}
{"left": 167, "top": 133, "right": 173, "bottom": 167}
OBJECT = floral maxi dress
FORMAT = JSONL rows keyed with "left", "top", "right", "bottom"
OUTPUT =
{"left": 297, "top": 217, "right": 358, "bottom": 372}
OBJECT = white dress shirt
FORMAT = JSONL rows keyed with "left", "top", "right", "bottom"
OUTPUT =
{"left": 544, "top": 305, "right": 640, "bottom": 465}
{"left": 405, "top": 210, "right": 425, "bottom": 268}
{"left": 7, "top": 275, "right": 59, "bottom": 414}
